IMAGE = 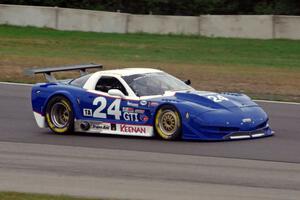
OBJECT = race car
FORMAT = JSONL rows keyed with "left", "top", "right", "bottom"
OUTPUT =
{"left": 28, "top": 64, "right": 273, "bottom": 141}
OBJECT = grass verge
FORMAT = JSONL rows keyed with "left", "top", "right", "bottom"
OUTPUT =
{"left": 0, "top": 192, "right": 113, "bottom": 200}
{"left": 0, "top": 25, "right": 299, "bottom": 102}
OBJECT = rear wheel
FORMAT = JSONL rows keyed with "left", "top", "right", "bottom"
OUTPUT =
{"left": 155, "top": 105, "right": 181, "bottom": 140}
{"left": 45, "top": 96, "right": 74, "bottom": 134}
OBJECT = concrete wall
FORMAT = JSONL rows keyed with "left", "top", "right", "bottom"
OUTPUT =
{"left": 199, "top": 15, "right": 274, "bottom": 39}
{"left": 0, "top": 4, "right": 56, "bottom": 28}
{"left": 57, "top": 8, "right": 129, "bottom": 33}
{"left": 274, "top": 15, "right": 300, "bottom": 40}
{"left": 128, "top": 15, "right": 199, "bottom": 35}
{"left": 0, "top": 4, "right": 300, "bottom": 40}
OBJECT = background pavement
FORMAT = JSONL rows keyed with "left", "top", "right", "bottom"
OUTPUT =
{"left": 0, "top": 83, "right": 299, "bottom": 200}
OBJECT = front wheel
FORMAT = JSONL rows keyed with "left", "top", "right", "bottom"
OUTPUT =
{"left": 45, "top": 96, "right": 74, "bottom": 134}
{"left": 155, "top": 105, "right": 182, "bottom": 140}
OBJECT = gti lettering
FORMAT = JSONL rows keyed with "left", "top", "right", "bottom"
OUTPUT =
{"left": 123, "top": 112, "right": 139, "bottom": 122}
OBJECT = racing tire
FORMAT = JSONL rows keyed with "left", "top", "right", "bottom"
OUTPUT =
{"left": 45, "top": 96, "right": 74, "bottom": 134}
{"left": 155, "top": 105, "right": 182, "bottom": 140}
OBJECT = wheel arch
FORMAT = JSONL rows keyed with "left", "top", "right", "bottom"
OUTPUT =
{"left": 43, "top": 91, "right": 79, "bottom": 119}
{"left": 153, "top": 103, "right": 182, "bottom": 124}
{"left": 153, "top": 103, "right": 183, "bottom": 139}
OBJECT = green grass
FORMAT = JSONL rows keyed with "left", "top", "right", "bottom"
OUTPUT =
{"left": 1, "top": 25, "right": 300, "bottom": 68}
{"left": 0, "top": 25, "right": 299, "bottom": 102}
{"left": 0, "top": 192, "right": 113, "bottom": 200}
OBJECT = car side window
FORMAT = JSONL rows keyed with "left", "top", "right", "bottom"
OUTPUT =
{"left": 95, "top": 76, "right": 128, "bottom": 96}
{"left": 69, "top": 74, "right": 91, "bottom": 88}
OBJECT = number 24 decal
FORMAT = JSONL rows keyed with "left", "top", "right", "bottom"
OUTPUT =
{"left": 93, "top": 97, "right": 121, "bottom": 120}
{"left": 207, "top": 95, "right": 229, "bottom": 103}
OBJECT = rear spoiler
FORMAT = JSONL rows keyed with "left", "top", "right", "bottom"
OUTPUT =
{"left": 26, "top": 63, "right": 102, "bottom": 82}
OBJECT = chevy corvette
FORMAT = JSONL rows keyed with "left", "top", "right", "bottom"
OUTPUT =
{"left": 28, "top": 64, "right": 273, "bottom": 140}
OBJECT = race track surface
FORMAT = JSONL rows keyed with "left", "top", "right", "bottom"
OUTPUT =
{"left": 0, "top": 83, "right": 299, "bottom": 163}
{"left": 0, "top": 83, "right": 299, "bottom": 200}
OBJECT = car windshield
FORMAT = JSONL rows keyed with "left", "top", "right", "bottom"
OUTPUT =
{"left": 123, "top": 72, "right": 193, "bottom": 97}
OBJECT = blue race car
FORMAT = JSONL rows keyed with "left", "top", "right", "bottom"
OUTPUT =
{"left": 29, "top": 64, "right": 273, "bottom": 141}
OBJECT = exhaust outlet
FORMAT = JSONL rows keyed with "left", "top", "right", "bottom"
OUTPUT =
{"left": 80, "top": 121, "right": 90, "bottom": 131}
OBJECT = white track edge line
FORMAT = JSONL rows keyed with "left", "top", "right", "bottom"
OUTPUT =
{"left": 0, "top": 82, "right": 299, "bottom": 105}
{"left": 254, "top": 99, "right": 300, "bottom": 105}
{"left": 0, "top": 82, "right": 33, "bottom": 86}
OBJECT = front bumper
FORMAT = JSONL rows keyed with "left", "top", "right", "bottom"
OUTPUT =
{"left": 182, "top": 123, "right": 273, "bottom": 141}
{"left": 223, "top": 126, "right": 274, "bottom": 140}
{"left": 181, "top": 109, "right": 273, "bottom": 141}
{"left": 181, "top": 105, "right": 274, "bottom": 141}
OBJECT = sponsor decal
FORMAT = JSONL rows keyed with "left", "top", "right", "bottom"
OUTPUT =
{"left": 242, "top": 118, "right": 252, "bottom": 123}
{"left": 135, "top": 109, "right": 145, "bottom": 114}
{"left": 122, "top": 107, "right": 135, "bottom": 113}
{"left": 140, "top": 115, "right": 149, "bottom": 122}
{"left": 127, "top": 101, "right": 139, "bottom": 107}
{"left": 120, "top": 124, "right": 146, "bottom": 134}
{"left": 140, "top": 100, "right": 148, "bottom": 106}
{"left": 111, "top": 123, "right": 117, "bottom": 131}
{"left": 83, "top": 109, "right": 93, "bottom": 117}
{"left": 92, "top": 123, "right": 110, "bottom": 131}
{"left": 123, "top": 112, "right": 139, "bottom": 122}
{"left": 149, "top": 102, "right": 159, "bottom": 107}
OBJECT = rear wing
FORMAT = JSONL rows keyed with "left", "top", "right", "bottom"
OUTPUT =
{"left": 26, "top": 63, "right": 102, "bottom": 82}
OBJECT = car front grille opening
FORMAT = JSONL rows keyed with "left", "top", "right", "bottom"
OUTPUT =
{"left": 255, "top": 121, "right": 268, "bottom": 129}
{"left": 218, "top": 127, "right": 240, "bottom": 132}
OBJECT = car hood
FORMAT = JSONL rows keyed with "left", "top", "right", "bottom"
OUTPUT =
{"left": 174, "top": 91, "right": 257, "bottom": 111}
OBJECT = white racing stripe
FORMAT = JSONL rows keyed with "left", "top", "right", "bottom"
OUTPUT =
{"left": 1, "top": 82, "right": 300, "bottom": 105}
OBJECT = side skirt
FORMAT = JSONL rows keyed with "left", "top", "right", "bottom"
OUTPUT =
{"left": 74, "top": 120, "right": 154, "bottom": 137}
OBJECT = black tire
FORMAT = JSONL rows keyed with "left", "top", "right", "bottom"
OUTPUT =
{"left": 45, "top": 96, "right": 74, "bottom": 134}
{"left": 155, "top": 105, "right": 182, "bottom": 140}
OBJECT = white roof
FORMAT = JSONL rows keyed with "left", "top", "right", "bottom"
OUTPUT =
{"left": 95, "top": 68, "right": 162, "bottom": 76}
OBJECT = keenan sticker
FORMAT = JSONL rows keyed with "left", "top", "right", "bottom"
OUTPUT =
{"left": 120, "top": 124, "right": 146, "bottom": 134}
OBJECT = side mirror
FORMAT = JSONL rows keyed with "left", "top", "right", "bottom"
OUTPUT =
{"left": 108, "top": 89, "right": 125, "bottom": 98}
{"left": 184, "top": 80, "right": 191, "bottom": 85}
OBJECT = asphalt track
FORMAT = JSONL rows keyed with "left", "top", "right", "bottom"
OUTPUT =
{"left": 0, "top": 83, "right": 300, "bottom": 200}
{"left": 1, "top": 83, "right": 299, "bottom": 163}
